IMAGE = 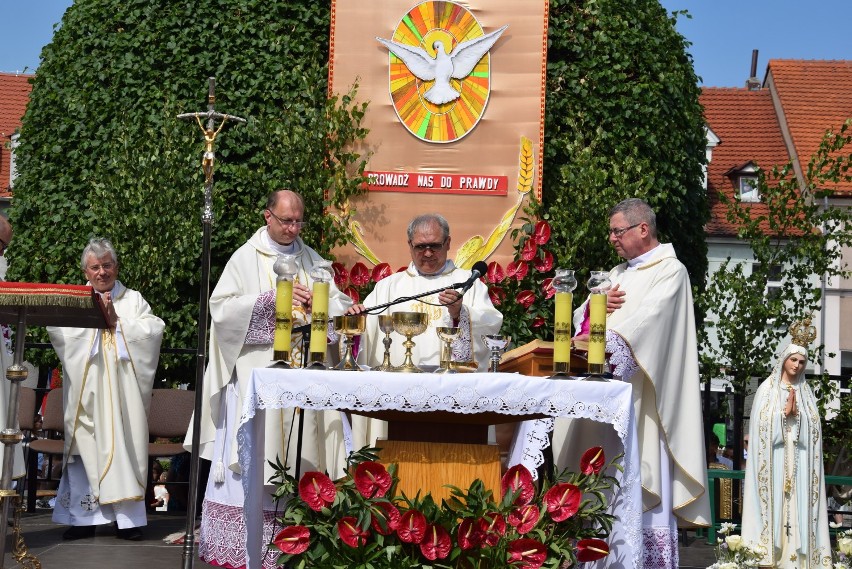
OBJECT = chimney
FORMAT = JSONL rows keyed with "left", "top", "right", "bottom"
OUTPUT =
{"left": 745, "top": 49, "right": 761, "bottom": 90}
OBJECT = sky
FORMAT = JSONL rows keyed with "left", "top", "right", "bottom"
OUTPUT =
{"left": 1, "top": 1, "right": 852, "bottom": 87}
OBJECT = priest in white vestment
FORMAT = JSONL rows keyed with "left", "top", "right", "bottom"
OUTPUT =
{"left": 189, "top": 190, "right": 352, "bottom": 569}
{"left": 0, "top": 216, "right": 25, "bottom": 482}
{"left": 48, "top": 238, "right": 164, "bottom": 541}
{"left": 741, "top": 341, "right": 831, "bottom": 568}
{"left": 559, "top": 198, "right": 710, "bottom": 569}
{"left": 346, "top": 213, "right": 503, "bottom": 448}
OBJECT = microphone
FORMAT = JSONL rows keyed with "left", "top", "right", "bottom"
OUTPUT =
{"left": 459, "top": 261, "right": 489, "bottom": 295}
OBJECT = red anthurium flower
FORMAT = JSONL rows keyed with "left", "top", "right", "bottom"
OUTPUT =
{"left": 544, "top": 483, "right": 581, "bottom": 522}
{"left": 506, "top": 259, "right": 529, "bottom": 281}
{"left": 533, "top": 220, "right": 551, "bottom": 245}
{"left": 580, "top": 446, "right": 606, "bottom": 475}
{"left": 350, "top": 262, "right": 370, "bottom": 286}
{"left": 397, "top": 510, "right": 427, "bottom": 544}
{"left": 541, "top": 278, "right": 556, "bottom": 299}
{"left": 516, "top": 290, "right": 536, "bottom": 309}
{"left": 419, "top": 524, "right": 452, "bottom": 560}
{"left": 338, "top": 516, "right": 370, "bottom": 548}
{"left": 298, "top": 471, "right": 336, "bottom": 511}
{"left": 532, "top": 316, "right": 546, "bottom": 328}
{"left": 508, "top": 504, "right": 540, "bottom": 534}
{"left": 482, "top": 512, "right": 506, "bottom": 546}
{"left": 501, "top": 464, "right": 535, "bottom": 505}
{"left": 488, "top": 286, "right": 506, "bottom": 306}
{"left": 576, "top": 538, "right": 610, "bottom": 562}
{"left": 533, "top": 250, "right": 554, "bottom": 273}
{"left": 342, "top": 285, "right": 360, "bottom": 303}
{"left": 273, "top": 526, "right": 310, "bottom": 554}
{"left": 370, "top": 501, "right": 400, "bottom": 535}
{"left": 507, "top": 538, "right": 548, "bottom": 568}
{"left": 457, "top": 517, "right": 486, "bottom": 550}
{"left": 332, "top": 262, "right": 349, "bottom": 288}
{"left": 486, "top": 261, "right": 505, "bottom": 284}
{"left": 371, "top": 262, "right": 392, "bottom": 283}
{"left": 520, "top": 239, "right": 538, "bottom": 261}
{"left": 354, "top": 461, "right": 392, "bottom": 498}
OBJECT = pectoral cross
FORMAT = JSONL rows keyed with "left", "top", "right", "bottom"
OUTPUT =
{"left": 785, "top": 516, "right": 792, "bottom": 536}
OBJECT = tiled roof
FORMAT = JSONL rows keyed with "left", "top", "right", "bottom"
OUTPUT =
{"left": 700, "top": 87, "right": 791, "bottom": 238}
{"left": 0, "top": 72, "right": 34, "bottom": 199}
{"left": 767, "top": 60, "right": 852, "bottom": 195}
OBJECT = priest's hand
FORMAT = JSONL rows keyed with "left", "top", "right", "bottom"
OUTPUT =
{"left": 346, "top": 304, "right": 367, "bottom": 315}
{"left": 292, "top": 283, "right": 313, "bottom": 312}
{"left": 438, "top": 289, "right": 463, "bottom": 322}
{"left": 606, "top": 284, "right": 625, "bottom": 314}
{"left": 784, "top": 388, "right": 797, "bottom": 416}
{"left": 103, "top": 292, "right": 118, "bottom": 329}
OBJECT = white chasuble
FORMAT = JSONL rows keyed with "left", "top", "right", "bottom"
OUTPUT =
{"left": 48, "top": 282, "right": 164, "bottom": 506}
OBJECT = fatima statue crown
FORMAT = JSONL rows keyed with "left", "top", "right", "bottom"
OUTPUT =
{"left": 789, "top": 315, "right": 817, "bottom": 347}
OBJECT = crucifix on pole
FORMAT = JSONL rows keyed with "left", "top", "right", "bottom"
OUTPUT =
{"left": 177, "top": 77, "right": 246, "bottom": 569}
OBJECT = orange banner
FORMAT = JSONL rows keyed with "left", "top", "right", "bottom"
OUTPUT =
{"left": 329, "top": 0, "right": 548, "bottom": 270}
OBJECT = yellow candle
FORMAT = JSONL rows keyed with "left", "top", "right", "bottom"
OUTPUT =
{"left": 588, "top": 293, "right": 607, "bottom": 370}
{"left": 553, "top": 291, "right": 572, "bottom": 365}
{"left": 309, "top": 280, "right": 330, "bottom": 356}
{"left": 273, "top": 279, "right": 293, "bottom": 358}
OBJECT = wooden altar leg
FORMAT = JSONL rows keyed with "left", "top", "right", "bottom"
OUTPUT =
{"left": 377, "top": 440, "right": 501, "bottom": 503}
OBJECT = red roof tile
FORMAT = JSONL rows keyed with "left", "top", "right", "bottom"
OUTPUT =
{"left": 767, "top": 60, "right": 852, "bottom": 195}
{"left": 0, "top": 72, "right": 34, "bottom": 199}
{"left": 700, "top": 87, "right": 791, "bottom": 238}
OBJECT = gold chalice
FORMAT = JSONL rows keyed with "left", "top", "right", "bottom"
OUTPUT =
{"left": 434, "top": 327, "right": 460, "bottom": 374}
{"left": 391, "top": 311, "right": 428, "bottom": 373}
{"left": 333, "top": 314, "right": 366, "bottom": 371}
{"left": 373, "top": 314, "right": 397, "bottom": 372}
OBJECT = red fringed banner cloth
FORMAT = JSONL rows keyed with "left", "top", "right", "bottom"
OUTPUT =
{"left": 0, "top": 282, "right": 107, "bottom": 328}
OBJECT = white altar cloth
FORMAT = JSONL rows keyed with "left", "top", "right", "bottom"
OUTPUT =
{"left": 237, "top": 368, "right": 641, "bottom": 569}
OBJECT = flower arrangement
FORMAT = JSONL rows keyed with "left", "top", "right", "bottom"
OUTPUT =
{"left": 332, "top": 261, "right": 395, "bottom": 303}
{"left": 269, "top": 445, "right": 621, "bottom": 568}
{"left": 706, "top": 523, "right": 766, "bottom": 569}
{"left": 835, "top": 528, "right": 852, "bottom": 569}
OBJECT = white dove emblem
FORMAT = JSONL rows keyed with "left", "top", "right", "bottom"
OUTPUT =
{"left": 377, "top": 24, "right": 508, "bottom": 105}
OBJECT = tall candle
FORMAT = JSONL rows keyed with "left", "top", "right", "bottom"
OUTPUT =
{"left": 553, "top": 291, "right": 572, "bottom": 371}
{"left": 588, "top": 293, "right": 607, "bottom": 373}
{"left": 309, "top": 280, "right": 330, "bottom": 358}
{"left": 273, "top": 279, "right": 293, "bottom": 360}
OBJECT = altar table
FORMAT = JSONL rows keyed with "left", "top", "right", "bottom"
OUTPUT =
{"left": 237, "top": 368, "right": 642, "bottom": 569}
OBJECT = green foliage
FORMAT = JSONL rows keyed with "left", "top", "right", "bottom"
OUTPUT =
{"left": 697, "top": 119, "right": 852, "bottom": 395}
{"left": 9, "top": 0, "right": 368, "bottom": 382}
{"left": 543, "top": 0, "right": 709, "bottom": 294}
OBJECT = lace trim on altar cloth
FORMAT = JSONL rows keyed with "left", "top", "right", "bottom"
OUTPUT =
{"left": 199, "top": 499, "right": 281, "bottom": 569}
{"left": 245, "top": 291, "right": 275, "bottom": 345}
{"left": 642, "top": 526, "right": 679, "bottom": 569}
{"left": 607, "top": 330, "right": 639, "bottom": 380}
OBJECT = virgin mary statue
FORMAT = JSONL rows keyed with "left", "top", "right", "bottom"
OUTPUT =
{"left": 741, "top": 319, "right": 831, "bottom": 568}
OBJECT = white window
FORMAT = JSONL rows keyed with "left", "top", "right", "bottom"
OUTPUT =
{"left": 739, "top": 175, "right": 759, "bottom": 202}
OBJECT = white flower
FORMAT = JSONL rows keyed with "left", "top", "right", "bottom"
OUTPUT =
{"left": 719, "top": 522, "right": 737, "bottom": 535}
{"left": 839, "top": 537, "right": 852, "bottom": 556}
{"left": 718, "top": 562, "right": 739, "bottom": 569}
{"left": 725, "top": 535, "right": 744, "bottom": 552}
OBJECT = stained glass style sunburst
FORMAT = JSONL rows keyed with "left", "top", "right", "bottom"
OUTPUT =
{"left": 386, "top": 1, "right": 493, "bottom": 144}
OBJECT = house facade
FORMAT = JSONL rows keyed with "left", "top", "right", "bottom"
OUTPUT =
{"left": 0, "top": 72, "right": 33, "bottom": 214}
{"left": 701, "top": 59, "right": 852, "bottom": 378}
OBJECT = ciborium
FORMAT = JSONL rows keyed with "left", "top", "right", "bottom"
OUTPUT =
{"left": 333, "top": 314, "right": 366, "bottom": 371}
{"left": 392, "top": 311, "right": 428, "bottom": 373}
{"left": 434, "top": 327, "right": 460, "bottom": 374}
{"left": 372, "top": 314, "right": 397, "bottom": 372}
{"left": 482, "top": 334, "right": 511, "bottom": 373}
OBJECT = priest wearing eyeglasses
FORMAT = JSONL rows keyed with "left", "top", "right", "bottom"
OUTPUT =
{"left": 188, "top": 189, "right": 352, "bottom": 569}
{"left": 347, "top": 213, "right": 502, "bottom": 371}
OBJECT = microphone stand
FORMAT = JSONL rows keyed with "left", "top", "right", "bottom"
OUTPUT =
{"left": 293, "top": 323, "right": 310, "bottom": 481}
{"left": 360, "top": 279, "right": 472, "bottom": 315}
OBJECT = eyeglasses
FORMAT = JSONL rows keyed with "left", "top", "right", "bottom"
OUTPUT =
{"left": 608, "top": 223, "right": 641, "bottom": 238}
{"left": 410, "top": 240, "right": 446, "bottom": 253}
{"left": 267, "top": 209, "right": 306, "bottom": 229}
{"left": 87, "top": 262, "right": 115, "bottom": 272}
{"left": 0, "top": 237, "right": 7, "bottom": 255}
